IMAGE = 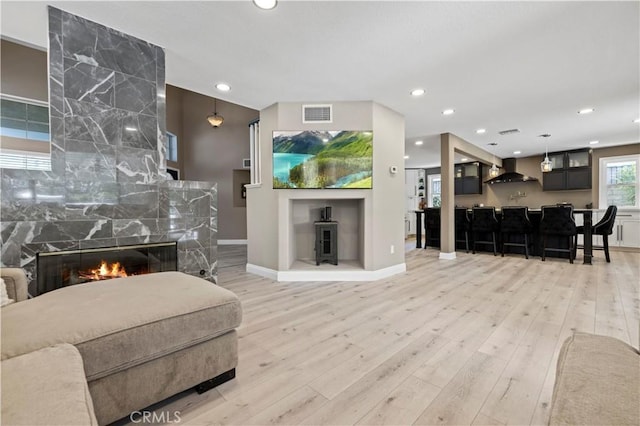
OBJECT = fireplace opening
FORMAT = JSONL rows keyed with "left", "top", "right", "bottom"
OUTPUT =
{"left": 36, "top": 242, "right": 178, "bottom": 295}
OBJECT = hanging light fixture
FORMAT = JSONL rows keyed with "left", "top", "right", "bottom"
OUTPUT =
{"left": 489, "top": 162, "right": 500, "bottom": 178}
{"left": 207, "top": 98, "right": 224, "bottom": 128}
{"left": 540, "top": 134, "right": 552, "bottom": 172}
{"left": 488, "top": 142, "right": 500, "bottom": 178}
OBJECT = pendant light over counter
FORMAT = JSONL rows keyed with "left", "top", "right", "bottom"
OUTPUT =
{"left": 207, "top": 98, "right": 224, "bottom": 128}
{"left": 488, "top": 142, "right": 500, "bottom": 178}
{"left": 540, "top": 134, "right": 552, "bottom": 172}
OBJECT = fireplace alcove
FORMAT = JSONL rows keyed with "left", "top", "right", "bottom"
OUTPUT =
{"left": 36, "top": 242, "right": 178, "bottom": 295}
{"left": 288, "top": 198, "right": 365, "bottom": 270}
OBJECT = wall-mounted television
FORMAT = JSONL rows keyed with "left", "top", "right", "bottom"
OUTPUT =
{"left": 273, "top": 130, "right": 373, "bottom": 189}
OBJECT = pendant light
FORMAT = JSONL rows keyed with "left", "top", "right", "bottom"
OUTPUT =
{"left": 207, "top": 98, "right": 224, "bottom": 128}
{"left": 488, "top": 142, "right": 500, "bottom": 178}
{"left": 540, "top": 134, "right": 552, "bottom": 172}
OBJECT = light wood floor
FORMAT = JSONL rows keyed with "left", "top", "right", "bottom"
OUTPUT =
{"left": 126, "top": 245, "right": 640, "bottom": 425}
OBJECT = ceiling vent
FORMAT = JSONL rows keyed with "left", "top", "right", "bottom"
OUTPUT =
{"left": 498, "top": 128, "right": 521, "bottom": 136}
{"left": 302, "top": 104, "right": 332, "bottom": 123}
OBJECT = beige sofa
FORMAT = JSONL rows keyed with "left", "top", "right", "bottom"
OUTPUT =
{"left": 549, "top": 332, "right": 639, "bottom": 425}
{"left": 1, "top": 268, "right": 242, "bottom": 425}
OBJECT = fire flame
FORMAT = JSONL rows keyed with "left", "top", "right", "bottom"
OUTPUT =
{"left": 89, "top": 260, "right": 128, "bottom": 280}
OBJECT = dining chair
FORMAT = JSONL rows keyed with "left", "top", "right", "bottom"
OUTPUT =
{"left": 455, "top": 207, "right": 471, "bottom": 253}
{"left": 424, "top": 208, "right": 441, "bottom": 249}
{"left": 500, "top": 206, "right": 533, "bottom": 259}
{"left": 575, "top": 205, "right": 617, "bottom": 262}
{"left": 471, "top": 207, "right": 500, "bottom": 255}
{"left": 540, "top": 205, "right": 577, "bottom": 263}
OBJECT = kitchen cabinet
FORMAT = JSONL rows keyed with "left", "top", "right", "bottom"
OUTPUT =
{"left": 543, "top": 149, "right": 592, "bottom": 191}
{"left": 612, "top": 211, "right": 640, "bottom": 248}
{"left": 454, "top": 162, "right": 483, "bottom": 195}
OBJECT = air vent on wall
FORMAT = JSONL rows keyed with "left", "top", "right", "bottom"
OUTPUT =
{"left": 302, "top": 104, "right": 332, "bottom": 123}
{"left": 498, "top": 128, "right": 521, "bottom": 136}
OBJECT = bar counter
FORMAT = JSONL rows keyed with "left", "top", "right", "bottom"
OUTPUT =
{"left": 414, "top": 208, "right": 593, "bottom": 264}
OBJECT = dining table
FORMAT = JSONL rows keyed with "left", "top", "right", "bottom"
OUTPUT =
{"left": 414, "top": 208, "right": 594, "bottom": 265}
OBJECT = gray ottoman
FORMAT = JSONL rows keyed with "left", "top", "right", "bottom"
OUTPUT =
{"left": 1, "top": 271, "right": 242, "bottom": 425}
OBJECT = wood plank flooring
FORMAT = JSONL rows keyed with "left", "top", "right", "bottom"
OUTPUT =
{"left": 120, "top": 245, "right": 640, "bottom": 426}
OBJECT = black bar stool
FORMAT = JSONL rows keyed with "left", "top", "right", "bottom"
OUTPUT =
{"left": 575, "top": 205, "right": 617, "bottom": 262}
{"left": 455, "top": 207, "right": 471, "bottom": 253}
{"left": 471, "top": 207, "right": 499, "bottom": 255}
{"left": 540, "top": 205, "right": 577, "bottom": 263}
{"left": 501, "top": 206, "right": 533, "bottom": 259}
{"left": 424, "top": 208, "right": 441, "bottom": 249}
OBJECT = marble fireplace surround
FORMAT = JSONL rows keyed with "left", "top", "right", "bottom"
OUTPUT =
{"left": 0, "top": 7, "right": 218, "bottom": 295}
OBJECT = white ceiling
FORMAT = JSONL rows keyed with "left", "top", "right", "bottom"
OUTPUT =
{"left": 2, "top": 1, "right": 638, "bottom": 168}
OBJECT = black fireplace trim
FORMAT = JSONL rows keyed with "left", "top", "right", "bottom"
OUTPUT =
{"left": 36, "top": 241, "right": 178, "bottom": 295}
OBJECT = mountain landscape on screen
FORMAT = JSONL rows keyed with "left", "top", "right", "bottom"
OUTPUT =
{"left": 272, "top": 130, "right": 373, "bottom": 189}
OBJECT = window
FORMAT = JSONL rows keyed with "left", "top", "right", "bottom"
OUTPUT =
{"left": 166, "top": 131, "right": 178, "bottom": 162}
{"left": 0, "top": 95, "right": 51, "bottom": 170}
{"left": 599, "top": 155, "right": 640, "bottom": 209}
{"left": 249, "top": 120, "right": 261, "bottom": 184}
{"left": 428, "top": 174, "right": 441, "bottom": 207}
{"left": 0, "top": 97, "right": 49, "bottom": 142}
{"left": 0, "top": 149, "right": 51, "bottom": 170}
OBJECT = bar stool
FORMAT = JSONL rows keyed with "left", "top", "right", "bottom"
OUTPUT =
{"left": 540, "top": 205, "right": 577, "bottom": 263}
{"left": 424, "top": 208, "right": 441, "bottom": 248}
{"left": 471, "top": 207, "right": 499, "bottom": 255}
{"left": 501, "top": 206, "right": 533, "bottom": 259}
{"left": 455, "top": 208, "right": 471, "bottom": 253}
{"left": 575, "top": 205, "right": 617, "bottom": 262}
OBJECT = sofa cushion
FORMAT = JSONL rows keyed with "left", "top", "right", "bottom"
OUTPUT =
{"left": 549, "top": 332, "right": 640, "bottom": 425}
{"left": 1, "top": 272, "right": 242, "bottom": 381}
{"left": 1, "top": 343, "right": 98, "bottom": 425}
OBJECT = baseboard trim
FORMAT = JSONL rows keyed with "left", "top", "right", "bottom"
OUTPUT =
{"left": 218, "top": 239, "right": 248, "bottom": 245}
{"left": 439, "top": 252, "right": 457, "bottom": 260}
{"left": 246, "top": 263, "right": 278, "bottom": 280}
{"left": 246, "top": 262, "right": 406, "bottom": 282}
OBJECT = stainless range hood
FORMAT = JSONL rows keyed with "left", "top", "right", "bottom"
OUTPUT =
{"left": 484, "top": 158, "right": 538, "bottom": 184}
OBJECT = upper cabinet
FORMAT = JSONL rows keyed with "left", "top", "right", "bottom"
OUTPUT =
{"left": 455, "top": 162, "right": 483, "bottom": 195}
{"left": 543, "top": 148, "right": 592, "bottom": 191}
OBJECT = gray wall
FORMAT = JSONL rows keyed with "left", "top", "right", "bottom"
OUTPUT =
{"left": 166, "top": 86, "right": 258, "bottom": 240}
{"left": 0, "top": 8, "right": 218, "bottom": 293}
{"left": 247, "top": 101, "right": 405, "bottom": 272}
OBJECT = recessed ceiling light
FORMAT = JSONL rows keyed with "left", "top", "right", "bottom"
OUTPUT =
{"left": 215, "top": 83, "right": 231, "bottom": 92}
{"left": 253, "top": 0, "right": 277, "bottom": 10}
{"left": 589, "top": 140, "right": 599, "bottom": 145}
{"left": 513, "top": 151, "right": 521, "bottom": 155}
{"left": 476, "top": 129, "right": 486, "bottom": 134}
{"left": 442, "top": 109, "right": 455, "bottom": 115}
{"left": 125, "top": 126, "right": 138, "bottom": 132}
{"left": 410, "top": 88, "right": 425, "bottom": 97}
{"left": 415, "top": 140, "right": 423, "bottom": 146}
{"left": 404, "top": 155, "right": 410, "bottom": 160}
{"left": 578, "top": 108, "right": 594, "bottom": 115}
{"left": 634, "top": 118, "right": 640, "bottom": 123}
{"left": 461, "top": 158, "right": 469, "bottom": 162}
